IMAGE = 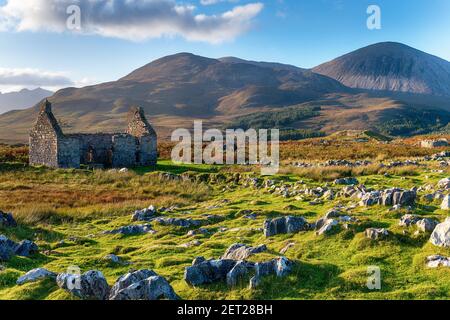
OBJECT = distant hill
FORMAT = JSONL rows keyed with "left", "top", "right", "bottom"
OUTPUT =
{"left": 0, "top": 88, "right": 53, "bottom": 114}
{"left": 313, "top": 42, "right": 450, "bottom": 96}
{"left": 0, "top": 43, "right": 450, "bottom": 143}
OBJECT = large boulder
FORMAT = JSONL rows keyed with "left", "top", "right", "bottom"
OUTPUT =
{"left": 0, "top": 235, "right": 16, "bottom": 261}
{"left": 399, "top": 214, "right": 421, "bottom": 227}
{"left": 110, "top": 274, "right": 179, "bottom": 300}
{"left": 110, "top": 270, "right": 157, "bottom": 299}
{"left": 441, "top": 195, "right": 450, "bottom": 210}
{"left": 57, "top": 270, "right": 110, "bottom": 300}
{"left": 226, "top": 261, "right": 251, "bottom": 287}
{"left": 417, "top": 218, "right": 439, "bottom": 233}
{"left": 17, "top": 268, "right": 56, "bottom": 285}
{"left": 221, "top": 244, "right": 267, "bottom": 261}
{"left": 184, "top": 259, "right": 238, "bottom": 286}
{"left": 315, "top": 219, "right": 339, "bottom": 236}
{"left": 0, "top": 211, "right": 17, "bottom": 228}
{"left": 255, "top": 257, "right": 293, "bottom": 277}
{"left": 430, "top": 218, "right": 450, "bottom": 247}
{"left": 264, "top": 216, "right": 309, "bottom": 237}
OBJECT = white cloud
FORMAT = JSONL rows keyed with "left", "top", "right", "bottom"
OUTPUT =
{"left": 0, "top": 68, "right": 74, "bottom": 87}
{"left": 200, "top": 0, "right": 239, "bottom": 6}
{"left": 0, "top": 0, "right": 263, "bottom": 44}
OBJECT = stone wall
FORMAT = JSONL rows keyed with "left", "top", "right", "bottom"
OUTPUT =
{"left": 29, "top": 101, "right": 158, "bottom": 169}
{"left": 112, "top": 134, "right": 137, "bottom": 168}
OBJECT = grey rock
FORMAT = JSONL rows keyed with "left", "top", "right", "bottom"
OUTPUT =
{"left": 154, "top": 218, "right": 202, "bottom": 228}
{"left": 17, "top": 268, "right": 56, "bottom": 285}
{"left": 192, "top": 256, "right": 206, "bottom": 266}
{"left": 221, "top": 243, "right": 267, "bottom": 261}
{"left": 316, "top": 219, "right": 339, "bottom": 236}
{"left": 226, "top": 261, "right": 250, "bottom": 287}
{"left": 110, "top": 275, "right": 179, "bottom": 300}
{"left": 104, "top": 224, "right": 154, "bottom": 235}
{"left": 0, "top": 235, "right": 15, "bottom": 261}
{"left": 184, "top": 259, "right": 239, "bottom": 286}
{"left": 399, "top": 214, "right": 421, "bottom": 227}
{"left": 365, "top": 228, "right": 389, "bottom": 240}
{"left": 103, "top": 254, "right": 121, "bottom": 264}
{"left": 131, "top": 205, "right": 157, "bottom": 222}
{"left": 334, "top": 177, "right": 359, "bottom": 185}
{"left": 57, "top": 270, "right": 110, "bottom": 300}
{"left": 427, "top": 255, "right": 450, "bottom": 268}
{"left": 441, "top": 195, "right": 450, "bottom": 210}
{"left": 430, "top": 218, "right": 450, "bottom": 247}
{"left": 249, "top": 275, "right": 261, "bottom": 289}
{"left": 109, "top": 270, "right": 157, "bottom": 299}
{"left": 14, "top": 240, "right": 39, "bottom": 257}
{"left": 0, "top": 211, "right": 16, "bottom": 228}
{"left": 416, "top": 218, "right": 439, "bottom": 233}
{"left": 437, "top": 178, "right": 450, "bottom": 190}
{"left": 264, "top": 216, "right": 309, "bottom": 237}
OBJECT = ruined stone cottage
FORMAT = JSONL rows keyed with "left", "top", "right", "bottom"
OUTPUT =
{"left": 29, "top": 100, "right": 157, "bottom": 168}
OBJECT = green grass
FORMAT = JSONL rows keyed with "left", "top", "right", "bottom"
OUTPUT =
{"left": 0, "top": 159, "right": 450, "bottom": 300}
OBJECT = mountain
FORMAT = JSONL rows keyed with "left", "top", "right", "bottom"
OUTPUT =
{"left": 0, "top": 88, "right": 53, "bottom": 114}
{"left": 0, "top": 44, "right": 450, "bottom": 143}
{"left": 313, "top": 42, "right": 450, "bottom": 96}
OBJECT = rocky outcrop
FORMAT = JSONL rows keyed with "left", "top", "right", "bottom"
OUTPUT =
{"left": 359, "top": 188, "right": 416, "bottom": 207}
{"left": 441, "top": 195, "right": 450, "bottom": 210}
{"left": 110, "top": 270, "right": 179, "bottom": 300}
{"left": 430, "top": 218, "right": 450, "bottom": 247}
{"left": 0, "top": 235, "right": 38, "bottom": 261}
{"left": 103, "top": 224, "right": 154, "bottom": 235}
{"left": 221, "top": 244, "right": 267, "bottom": 261}
{"left": 154, "top": 218, "right": 203, "bottom": 228}
{"left": 57, "top": 270, "right": 110, "bottom": 300}
{"left": 132, "top": 205, "right": 157, "bottom": 222}
{"left": 264, "top": 216, "right": 309, "bottom": 237}
{"left": 17, "top": 268, "right": 56, "bottom": 285}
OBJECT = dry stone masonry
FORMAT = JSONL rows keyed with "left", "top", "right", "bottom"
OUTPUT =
{"left": 29, "top": 100, "right": 157, "bottom": 169}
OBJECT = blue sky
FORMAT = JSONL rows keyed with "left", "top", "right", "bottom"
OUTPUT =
{"left": 0, "top": 0, "right": 449, "bottom": 92}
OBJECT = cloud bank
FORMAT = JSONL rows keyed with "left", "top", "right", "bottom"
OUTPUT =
{"left": 0, "top": 68, "right": 74, "bottom": 87}
{"left": 0, "top": 0, "right": 263, "bottom": 43}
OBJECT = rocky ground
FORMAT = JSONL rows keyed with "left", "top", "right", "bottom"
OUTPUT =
{"left": 0, "top": 149, "right": 450, "bottom": 300}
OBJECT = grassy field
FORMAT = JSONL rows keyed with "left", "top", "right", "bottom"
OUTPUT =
{"left": 0, "top": 136, "right": 450, "bottom": 300}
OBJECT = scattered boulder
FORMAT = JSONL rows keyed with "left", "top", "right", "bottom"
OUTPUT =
{"left": 226, "top": 261, "right": 250, "bottom": 287}
{"left": 14, "top": 240, "right": 39, "bottom": 257}
{"left": 0, "top": 236, "right": 38, "bottom": 260}
{"left": 365, "top": 228, "right": 389, "bottom": 240}
{"left": 438, "top": 178, "right": 450, "bottom": 190}
{"left": 221, "top": 243, "right": 267, "bottom": 261}
{"left": 416, "top": 218, "right": 439, "bottom": 233}
{"left": 316, "top": 219, "right": 339, "bottom": 236}
{"left": 334, "top": 177, "right": 359, "bottom": 185}
{"left": 430, "top": 218, "right": 450, "bottom": 247}
{"left": 399, "top": 214, "right": 421, "bottom": 227}
{"left": 0, "top": 235, "right": 15, "bottom": 261}
{"left": 132, "top": 205, "right": 157, "bottom": 222}
{"left": 109, "top": 269, "right": 157, "bottom": 299}
{"left": 110, "top": 271, "right": 179, "bottom": 300}
{"left": 360, "top": 189, "right": 416, "bottom": 207}
{"left": 440, "top": 195, "right": 450, "bottom": 210}
{"left": 103, "top": 254, "right": 121, "bottom": 264}
{"left": 255, "top": 257, "right": 293, "bottom": 277}
{"left": 184, "top": 259, "right": 238, "bottom": 286}
{"left": 103, "top": 224, "right": 154, "bottom": 236}
{"left": 17, "top": 268, "right": 56, "bottom": 285}
{"left": 264, "top": 216, "right": 309, "bottom": 237}
{"left": 57, "top": 270, "right": 110, "bottom": 300}
{"left": 154, "top": 218, "right": 202, "bottom": 228}
{"left": 427, "top": 255, "right": 450, "bottom": 268}
{"left": 0, "top": 211, "right": 16, "bottom": 228}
